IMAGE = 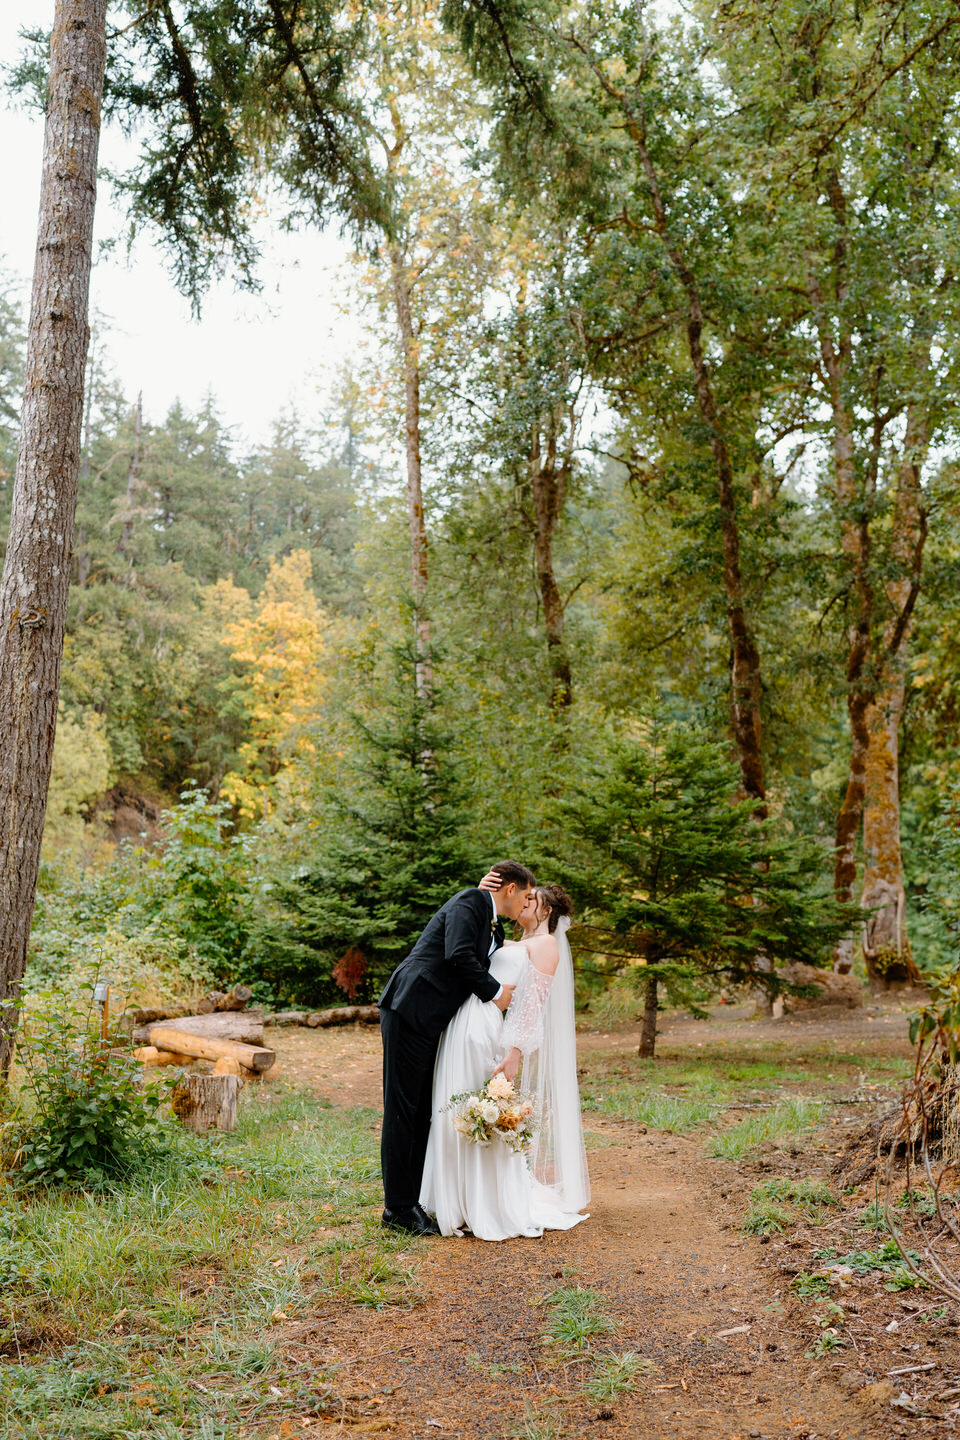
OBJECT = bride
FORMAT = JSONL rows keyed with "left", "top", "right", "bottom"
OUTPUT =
{"left": 419, "top": 883, "right": 590, "bottom": 1240}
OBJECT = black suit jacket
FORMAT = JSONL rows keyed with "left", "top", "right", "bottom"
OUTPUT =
{"left": 379, "top": 888, "right": 503, "bottom": 1037}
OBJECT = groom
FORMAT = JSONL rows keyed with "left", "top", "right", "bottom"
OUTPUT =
{"left": 378, "top": 861, "right": 537, "bottom": 1235}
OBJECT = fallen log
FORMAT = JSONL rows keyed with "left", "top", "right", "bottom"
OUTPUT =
{"left": 172, "top": 1074, "right": 241, "bottom": 1133}
{"left": 197, "top": 984, "right": 254, "bottom": 1015}
{"left": 305, "top": 1005, "right": 380, "bottom": 1028}
{"left": 126, "top": 1006, "right": 190, "bottom": 1030}
{"left": 133, "top": 1045, "right": 196, "bottom": 1068}
{"left": 263, "top": 1010, "right": 311, "bottom": 1027}
{"left": 133, "top": 1012, "right": 264, "bottom": 1047}
{"left": 148, "top": 1026, "right": 275, "bottom": 1073}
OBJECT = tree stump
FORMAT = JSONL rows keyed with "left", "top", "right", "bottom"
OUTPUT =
{"left": 212, "top": 1056, "right": 245, "bottom": 1078}
{"left": 171, "top": 1074, "right": 241, "bottom": 1133}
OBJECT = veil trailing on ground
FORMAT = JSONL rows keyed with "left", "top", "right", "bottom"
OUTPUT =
{"left": 524, "top": 917, "right": 590, "bottom": 1213}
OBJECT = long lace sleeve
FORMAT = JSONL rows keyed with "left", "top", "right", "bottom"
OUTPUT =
{"left": 500, "top": 963, "right": 555, "bottom": 1058}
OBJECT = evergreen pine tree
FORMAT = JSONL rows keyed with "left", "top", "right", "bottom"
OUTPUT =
{"left": 254, "top": 646, "right": 484, "bottom": 1004}
{"left": 557, "top": 722, "right": 853, "bottom": 1057}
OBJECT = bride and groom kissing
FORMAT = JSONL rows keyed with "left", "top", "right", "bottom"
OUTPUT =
{"left": 378, "top": 861, "right": 590, "bottom": 1242}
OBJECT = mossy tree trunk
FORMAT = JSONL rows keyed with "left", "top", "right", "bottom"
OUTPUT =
{"left": 530, "top": 407, "right": 573, "bottom": 714}
{"left": 860, "top": 401, "right": 928, "bottom": 986}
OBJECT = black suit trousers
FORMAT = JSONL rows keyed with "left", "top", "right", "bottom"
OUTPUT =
{"left": 380, "top": 1008, "right": 440, "bottom": 1212}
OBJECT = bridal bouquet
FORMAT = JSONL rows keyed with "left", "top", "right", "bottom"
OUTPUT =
{"left": 448, "top": 1073, "right": 535, "bottom": 1154}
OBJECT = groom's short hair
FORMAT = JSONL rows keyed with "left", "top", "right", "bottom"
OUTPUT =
{"left": 489, "top": 860, "right": 536, "bottom": 889}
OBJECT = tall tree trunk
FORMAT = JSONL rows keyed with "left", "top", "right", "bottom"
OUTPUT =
{"left": 118, "top": 390, "right": 143, "bottom": 562}
{"left": 580, "top": 58, "right": 767, "bottom": 805}
{"left": 0, "top": 0, "right": 107, "bottom": 1075}
{"left": 860, "top": 403, "right": 928, "bottom": 985}
{"left": 75, "top": 326, "right": 97, "bottom": 588}
{"left": 807, "top": 213, "right": 874, "bottom": 973}
{"left": 530, "top": 409, "right": 573, "bottom": 713}
{"left": 389, "top": 242, "right": 432, "bottom": 699}
{"left": 627, "top": 120, "right": 765, "bottom": 807}
{"left": 860, "top": 673, "right": 912, "bottom": 983}
{"left": 638, "top": 968, "right": 658, "bottom": 1059}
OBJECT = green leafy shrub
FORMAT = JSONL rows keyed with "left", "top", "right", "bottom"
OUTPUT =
{"left": 743, "top": 1178, "right": 836, "bottom": 1234}
{"left": 151, "top": 786, "right": 254, "bottom": 977}
{"left": 791, "top": 1272, "right": 832, "bottom": 1299}
{"left": 11, "top": 988, "right": 168, "bottom": 1188}
{"left": 838, "top": 1239, "right": 910, "bottom": 1274}
{"left": 883, "top": 1266, "right": 926, "bottom": 1292}
{"left": 27, "top": 787, "right": 250, "bottom": 1012}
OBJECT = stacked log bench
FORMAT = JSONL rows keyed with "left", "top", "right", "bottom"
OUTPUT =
{"left": 128, "top": 989, "right": 379, "bottom": 1132}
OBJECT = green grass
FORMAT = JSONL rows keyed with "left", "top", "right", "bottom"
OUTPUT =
{"left": 466, "top": 1353, "right": 526, "bottom": 1377}
{"left": 0, "top": 1091, "right": 415, "bottom": 1439}
{"left": 579, "top": 1042, "right": 911, "bottom": 1149}
{"left": 856, "top": 1200, "right": 890, "bottom": 1232}
{"left": 582, "top": 1351, "right": 655, "bottom": 1401}
{"left": 580, "top": 1080, "right": 718, "bottom": 1134}
{"left": 540, "top": 1285, "right": 616, "bottom": 1359}
{"left": 582, "top": 1129, "right": 623, "bottom": 1151}
{"left": 742, "top": 1177, "right": 838, "bottom": 1234}
{"left": 512, "top": 1400, "right": 565, "bottom": 1440}
{"left": 707, "top": 1098, "right": 825, "bottom": 1160}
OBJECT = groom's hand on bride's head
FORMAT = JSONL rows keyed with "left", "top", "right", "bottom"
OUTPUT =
{"left": 478, "top": 869, "right": 502, "bottom": 892}
{"left": 493, "top": 983, "right": 515, "bottom": 1012}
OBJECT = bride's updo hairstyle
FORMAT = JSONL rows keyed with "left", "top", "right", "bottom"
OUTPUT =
{"left": 537, "top": 884, "right": 573, "bottom": 933}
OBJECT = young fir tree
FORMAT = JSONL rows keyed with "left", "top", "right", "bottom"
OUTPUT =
{"left": 256, "top": 646, "right": 484, "bottom": 1004}
{"left": 557, "top": 722, "right": 853, "bottom": 1058}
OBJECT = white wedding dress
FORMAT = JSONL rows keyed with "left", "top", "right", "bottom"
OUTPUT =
{"left": 420, "top": 928, "right": 590, "bottom": 1241}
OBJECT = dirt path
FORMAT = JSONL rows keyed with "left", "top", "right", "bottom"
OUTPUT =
{"left": 258, "top": 1006, "right": 936, "bottom": 1439}
{"left": 315, "top": 1122, "right": 877, "bottom": 1440}
{"left": 267, "top": 998, "right": 916, "bottom": 1111}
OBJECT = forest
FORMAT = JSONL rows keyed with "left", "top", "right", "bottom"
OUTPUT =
{"left": 4, "top": 5, "right": 960, "bottom": 1439}
{"left": 3, "top": 0, "right": 958, "bottom": 1030}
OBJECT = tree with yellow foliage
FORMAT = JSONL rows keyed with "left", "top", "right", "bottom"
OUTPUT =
{"left": 215, "top": 551, "right": 328, "bottom": 819}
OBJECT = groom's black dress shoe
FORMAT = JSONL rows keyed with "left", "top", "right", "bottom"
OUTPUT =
{"left": 381, "top": 1205, "right": 441, "bottom": 1236}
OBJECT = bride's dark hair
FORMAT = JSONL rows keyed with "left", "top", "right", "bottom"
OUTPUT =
{"left": 537, "top": 884, "right": 573, "bottom": 934}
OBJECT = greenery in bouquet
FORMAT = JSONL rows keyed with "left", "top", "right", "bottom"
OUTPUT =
{"left": 448, "top": 1074, "right": 536, "bottom": 1154}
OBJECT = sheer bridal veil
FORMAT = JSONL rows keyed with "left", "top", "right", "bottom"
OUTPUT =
{"left": 525, "top": 917, "right": 590, "bottom": 1213}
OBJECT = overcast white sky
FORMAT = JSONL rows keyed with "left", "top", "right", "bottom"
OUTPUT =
{"left": 1, "top": 4, "right": 361, "bottom": 449}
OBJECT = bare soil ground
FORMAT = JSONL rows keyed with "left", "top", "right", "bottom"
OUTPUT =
{"left": 258, "top": 1000, "right": 960, "bottom": 1440}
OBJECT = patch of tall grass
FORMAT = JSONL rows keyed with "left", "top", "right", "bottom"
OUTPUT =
{"left": 580, "top": 1081, "right": 717, "bottom": 1133}
{"left": 0, "top": 1092, "right": 409, "bottom": 1439}
{"left": 741, "top": 1176, "right": 838, "bottom": 1234}
{"left": 707, "top": 1098, "right": 825, "bottom": 1160}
